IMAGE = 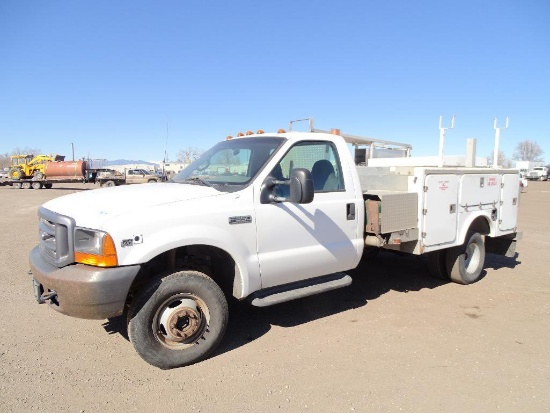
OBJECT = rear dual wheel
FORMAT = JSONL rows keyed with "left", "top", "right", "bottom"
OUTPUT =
{"left": 128, "top": 270, "right": 228, "bottom": 369}
{"left": 427, "top": 232, "right": 486, "bottom": 285}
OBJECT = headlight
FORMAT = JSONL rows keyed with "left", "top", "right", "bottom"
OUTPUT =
{"left": 74, "top": 228, "right": 118, "bottom": 267}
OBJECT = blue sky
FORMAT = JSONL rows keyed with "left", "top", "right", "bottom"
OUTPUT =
{"left": 1, "top": 0, "right": 549, "bottom": 163}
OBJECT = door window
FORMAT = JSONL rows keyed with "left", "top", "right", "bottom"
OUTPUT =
{"left": 271, "top": 141, "right": 344, "bottom": 192}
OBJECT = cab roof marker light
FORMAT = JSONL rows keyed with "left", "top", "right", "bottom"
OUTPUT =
{"left": 246, "top": 130, "right": 254, "bottom": 135}
{"left": 277, "top": 128, "right": 286, "bottom": 133}
{"left": 226, "top": 135, "right": 233, "bottom": 140}
{"left": 257, "top": 129, "right": 264, "bottom": 134}
{"left": 237, "top": 132, "right": 245, "bottom": 137}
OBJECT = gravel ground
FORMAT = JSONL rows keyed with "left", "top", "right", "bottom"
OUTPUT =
{"left": 0, "top": 181, "right": 548, "bottom": 412}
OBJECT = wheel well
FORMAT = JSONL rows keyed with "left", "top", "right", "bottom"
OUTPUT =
{"left": 128, "top": 245, "right": 237, "bottom": 304}
{"left": 468, "top": 216, "right": 491, "bottom": 236}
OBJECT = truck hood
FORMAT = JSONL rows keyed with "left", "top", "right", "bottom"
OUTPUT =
{"left": 42, "top": 183, "right": 223, "bottom": 228}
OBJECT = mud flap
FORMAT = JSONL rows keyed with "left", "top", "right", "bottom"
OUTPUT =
{"left": 485, "top": 232, "right": 522, "bottom": 258}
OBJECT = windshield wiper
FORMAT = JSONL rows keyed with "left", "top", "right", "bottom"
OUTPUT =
{"left": 182, "top": 177, "right": 214, "bottom": 187}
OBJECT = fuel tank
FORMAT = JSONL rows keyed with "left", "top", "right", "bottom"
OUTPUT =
{"left": 45, "top": 161, "right": 88, "bottom": 179}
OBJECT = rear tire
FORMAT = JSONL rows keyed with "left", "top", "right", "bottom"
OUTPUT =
{"left": 21, "top": 182, "right": 32, "bottom": 189}
{"left": 12, "top": 182, "right": 22, "bottom": 189}
{"left": 446, "top": 232, "right": 486, "bottom": 284}
{"left": 33, "top": 171, "right": 44, "bottom": 180}
{"left": 128, "top": 270, "right": 228, "bottom": 369}
{"left": 427, "top": 249, "right": 450, "bottom": 280}
{"left": 31, "top": 181, "right": 42, "bottom": 189}
{"left": 104, "top": 180, "right": 116, "bottom": 187}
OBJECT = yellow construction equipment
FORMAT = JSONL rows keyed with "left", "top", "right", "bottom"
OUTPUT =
{"left": 8, "top": 154, "right": 64, "bottom": 180}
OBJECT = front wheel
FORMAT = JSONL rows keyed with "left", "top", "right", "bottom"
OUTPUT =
{"left": 446, "top": 232, "right": 486, "bottom": 284}
{"left": 128, "top": 270, "right": 228, "bottom": 369}
{"left": 103, "top": 180, "right": 116, "bottom": 187}
{"left": 8, "top": 168, "right": 22, "bottom": 180}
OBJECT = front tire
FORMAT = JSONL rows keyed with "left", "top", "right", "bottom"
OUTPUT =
{"left": 8, "top": 168, "right": 22, "bottom": 180}
{"left": 128, "top": 270, "right": 228, "bottom": 369}
{"left": 446, "top": 232, "right": 486, "bottom": 284}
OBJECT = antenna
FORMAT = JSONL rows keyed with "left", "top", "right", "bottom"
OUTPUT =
{"left": 438, "top": 115, "right": 456, "bottom": 167}
{"left": 492, "top": 116, "right": 509, "bottom": 168}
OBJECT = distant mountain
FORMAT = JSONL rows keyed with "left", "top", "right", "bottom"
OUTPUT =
{"left": 105, "top": 159, "right": 157, "bottom": 166}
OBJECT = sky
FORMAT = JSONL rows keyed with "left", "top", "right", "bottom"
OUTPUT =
{"left": 1, "top": 0, "right": 549, "bottom": 164}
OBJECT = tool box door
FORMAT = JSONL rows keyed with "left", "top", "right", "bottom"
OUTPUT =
{"left": 422, "top": 174, "right": 459, "bottom": 247}
{"left": 499, "top": 174, "right": 520, "bottom": 231}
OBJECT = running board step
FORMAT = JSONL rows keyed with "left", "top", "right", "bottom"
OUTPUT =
{"left": 249, "top": 273, "right": 352, "bottom": 307}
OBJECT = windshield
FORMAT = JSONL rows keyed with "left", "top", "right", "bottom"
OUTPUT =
{"left": 173, "top": 137, "right": 285, "bottom": 191}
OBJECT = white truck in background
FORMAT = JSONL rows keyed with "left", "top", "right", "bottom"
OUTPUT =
{"left": 29, "top": 121, "right": 521, "bottom": 369}
{"left": 526, "top": 166, "right": 548, "bottom": 181}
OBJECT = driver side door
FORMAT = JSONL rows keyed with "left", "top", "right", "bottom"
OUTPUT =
{"left": 254, "top": 141, "right": 361, "bottom": 289}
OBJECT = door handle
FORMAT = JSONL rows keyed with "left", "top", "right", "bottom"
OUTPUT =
{"left": 347, "top": 203, "right": 355, "bottom": 220}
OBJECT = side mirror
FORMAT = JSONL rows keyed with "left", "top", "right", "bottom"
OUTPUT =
{"left": 260, "top": 168, "right": 314, "bottom": 204}
{"left": 288, "top": 168, "right": 314, "bottom": 204}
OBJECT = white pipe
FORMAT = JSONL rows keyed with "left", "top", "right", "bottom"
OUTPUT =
{"left": 438, "top": 115, "right": 455, "bottom": 167}
{"left": 493, "top": 117, "right": 509, "bottom": 169}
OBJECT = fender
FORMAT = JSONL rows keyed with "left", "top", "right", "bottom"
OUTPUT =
{"left": 117, "top": 223, "right": 261, "bottom": 299}
{"left": 456, "top": 211, "right": 493, "bottom": 245}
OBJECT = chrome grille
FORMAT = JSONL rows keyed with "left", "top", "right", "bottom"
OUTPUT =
{"left": 38, "top": 207, "right": 76, "bottom": 267}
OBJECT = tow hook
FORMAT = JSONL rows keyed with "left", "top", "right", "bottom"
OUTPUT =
{"left": 32, "top": 277, "right": 58, "bottom": 304}
{"left": 39, "top": 291, "right": 58, "bottom": 304}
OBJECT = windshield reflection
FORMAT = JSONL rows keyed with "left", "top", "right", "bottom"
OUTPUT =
{"left": 172, "top": 137, "right": 285, "bottom": 191}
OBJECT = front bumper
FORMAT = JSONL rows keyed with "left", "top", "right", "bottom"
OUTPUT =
{"left": 29, "top": 246, "right": 141, "bottom": 319}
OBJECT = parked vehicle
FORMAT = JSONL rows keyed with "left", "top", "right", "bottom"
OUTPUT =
{"left": 94, "top": 168, "right": 161, "bottom": 187}
{"left": 526, "top": 166, "right": 548, "bottom": 181}
{"left": 29, "top": 124, "right": 521, "bottom": 369}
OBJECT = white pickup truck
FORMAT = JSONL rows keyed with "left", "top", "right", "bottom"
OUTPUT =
{"left": 29, "top": 126, "right": 521, "bottom": 369}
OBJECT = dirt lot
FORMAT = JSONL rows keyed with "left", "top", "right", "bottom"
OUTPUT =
{"left": 0, "top": 181, "right": 548, "bottom": 412}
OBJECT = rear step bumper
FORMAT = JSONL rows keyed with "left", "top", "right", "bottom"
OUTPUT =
{"left": 249, "top": 273, "right": 352, "bottom": 307}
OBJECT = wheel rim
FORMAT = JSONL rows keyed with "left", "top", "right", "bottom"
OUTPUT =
{"left": 153, "top": 294, "right": 210, "bottom": 349}
{"left": 464, "top": 242, "right": 481, "bottom": 275}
